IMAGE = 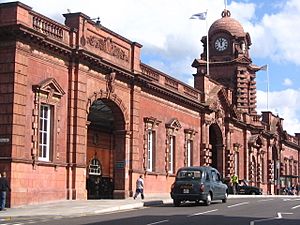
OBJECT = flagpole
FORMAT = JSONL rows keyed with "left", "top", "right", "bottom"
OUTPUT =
{"left": 206, "top": 9, "right": 209, "bottom": 75}
{"left": 267, "top": 64, "right": 269, "bottom": 110}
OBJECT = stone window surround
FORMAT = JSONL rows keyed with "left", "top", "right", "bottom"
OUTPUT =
{"left": 143, "top": 117, "right": 161, "bottom": 173}
{"left": 165, "top": 118, "right": 181, "bottom": 175}
{"left": 32, "top": 78, "right": 65, "bottom": 166}
{"left": 184, "top": 128, "right": 197, "bottom": 167}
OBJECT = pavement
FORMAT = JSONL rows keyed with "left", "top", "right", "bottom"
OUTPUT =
{"left": 0, "top": 194, "right": 299, "bottom": 220}
{"left": 0, "top": 193, "right": 173, "bottom": 219}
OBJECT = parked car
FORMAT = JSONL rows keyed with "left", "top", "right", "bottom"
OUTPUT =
{"left": 226, "top": 179, "right": 262, "bottom": 195}
{"left": 170, "top": 166, "right": 228, "bottom": 206}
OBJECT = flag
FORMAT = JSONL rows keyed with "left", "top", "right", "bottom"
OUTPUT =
{"left": 190, "top": 12, "right": 207, "bottom": 20}
{"left": 260, "top": 64, "right": 268, "bottom": 71}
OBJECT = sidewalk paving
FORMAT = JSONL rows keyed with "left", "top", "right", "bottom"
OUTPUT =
{"left": 0, "top": 194, "right": 299, "bottom": 219}
{"left": 0, "top": 194, "right": 172, "bottom": 219}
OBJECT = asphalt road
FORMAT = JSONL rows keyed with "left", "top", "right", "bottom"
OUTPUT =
{"left": 2, "top": 197, "right": 300, "bottom": 225}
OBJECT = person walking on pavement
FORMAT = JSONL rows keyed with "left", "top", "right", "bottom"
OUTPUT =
{"left": 133, "top": 175, "right": 144, "bottom": 200}
{"left": 231, "top": 174, "right": 239, "bottom": 195}
{"left": 0, "top": 171, "right": 11, "bottom": 211}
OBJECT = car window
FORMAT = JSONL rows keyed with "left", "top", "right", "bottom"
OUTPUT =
{"left": 176, "top": 170, "right": 202, "bottom": 180}
{"left": 211, "top": 170, "right": 220, "bottom": 182}
{"left": 206, "top": 172, "right": 210, "bottom": 181}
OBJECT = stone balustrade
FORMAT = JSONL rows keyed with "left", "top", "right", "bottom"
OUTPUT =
{"left": 140, "top": 63, "right": 202, "bottom": 101}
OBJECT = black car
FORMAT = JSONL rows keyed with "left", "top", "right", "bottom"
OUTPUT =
{"left": 170, "top": 166, "right": 228, "bottom": 206}
{"left": 237, "top": 180, "right": 262, "bottom": 195}
{"left": 227, "top": 179, "right": 262, "bottom": 195}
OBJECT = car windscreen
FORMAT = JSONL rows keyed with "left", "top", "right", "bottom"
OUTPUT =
{"left": 176, "top": 170, "right": 202, "bottom": 180}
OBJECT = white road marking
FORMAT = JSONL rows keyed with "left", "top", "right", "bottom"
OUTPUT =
{"left": 188, "top": 209, "right": 218, "bottom": 217}
{"left": 291, "top": 204, "right": 300, "bottom": 209}
{"left": 250, "top": 212, "right": 294, "bottom": 225}
{"left": 277, "top": 212, "right": 293, "bottom": 219}
{"left": 258, "top": 199, "right": 273, "bottom": 202}
{"left": 283, "top": 198, "right": 300, "bottom": 201}
{"left": 227, "top": 202, "right": 249, "bottom": 208}
{"left": 146, "top": 220, "right": 169, "bottom": 225}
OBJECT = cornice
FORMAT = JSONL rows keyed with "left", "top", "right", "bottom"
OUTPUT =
{"left": 137, "top": 77, "right": 210, "bottom": 113}
{"left": 0, "top": 24, "right": 72, "bottom": 57}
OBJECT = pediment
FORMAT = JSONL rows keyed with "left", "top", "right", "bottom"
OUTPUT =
{"left": 166, "top": 118, "right": 182, "bottom": 130}
{"left": 33, "top": 78, "right": 65, "bottom": 98}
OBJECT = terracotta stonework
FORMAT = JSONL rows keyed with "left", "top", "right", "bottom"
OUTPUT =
{"left": 0, "top": 2, "right": 299, "bottom": 207}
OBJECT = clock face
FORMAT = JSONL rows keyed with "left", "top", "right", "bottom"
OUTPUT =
{"left": 214, "top": 37, "right": 228, "bottom": 51}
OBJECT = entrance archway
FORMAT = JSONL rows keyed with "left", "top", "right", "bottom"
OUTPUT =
{"left": 209, "top": 123, "right": 224, "bottom": 173}
{"left": 86, "top": 98, "right": 125, "bottom": 199}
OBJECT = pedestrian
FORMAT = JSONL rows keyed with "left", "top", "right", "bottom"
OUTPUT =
{"left": 296, "top": 183, "right": 300, "bottom": 196}
{"left": 0, "top": 171, "right": 11, "bottom": 211}
{"left": 133, "top": 175, "right": 144, "bottom": 200}
{"left": 231, "top": 174, "right": 239, "bottom": 195}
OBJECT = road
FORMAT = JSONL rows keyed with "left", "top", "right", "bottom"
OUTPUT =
{"left": 1, "top": 197, "right": 300, "bottom": 225}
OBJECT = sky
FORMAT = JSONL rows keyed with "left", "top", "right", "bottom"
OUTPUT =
{"left": 1, "top": 0, "right": 300, "bottom": 135}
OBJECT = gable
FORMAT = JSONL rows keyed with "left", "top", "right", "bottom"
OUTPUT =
{"left": 165, "top": 118, "right": 182, "bottom": 130}
{"left": 33, "top": 78, "right": 65, "bottom": 99}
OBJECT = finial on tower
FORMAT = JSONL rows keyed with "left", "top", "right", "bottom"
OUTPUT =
{"left": 222, "top": 0, "right": 231, "bottom": 17}
{"left": 221, "top": 9, "right": 231, "bottom": 18}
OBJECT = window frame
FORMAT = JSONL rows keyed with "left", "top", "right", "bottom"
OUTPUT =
{"left": 186, "top": 139, "right": 192, "bottom": 167}
{"left": 147, "top": 129, "right": 155, "bottom": 172}
{"left": 184, "top": 129, "right": 196, "bottom": 167}
{"left": 32, "top": 78, "right": 65, "bottom": 164}
{"left": 168, "top": 135, "right": 175, "bottom": 174}
{"left": 38, "top": 104, "right": 52, "bottom": 161}
{"left": 143, "top": 117, "right": 161, "bottom": 172}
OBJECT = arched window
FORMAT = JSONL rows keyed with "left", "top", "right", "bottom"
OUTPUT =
{"left": 89, "top": 158, "right": 102, "bottom": 175}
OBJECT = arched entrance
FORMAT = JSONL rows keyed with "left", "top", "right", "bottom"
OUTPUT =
{"left": 86, "top": 98, "right": 125, "bottom": 199}
{"left": 209, "top": 123, "right": 224, "bottom": 173}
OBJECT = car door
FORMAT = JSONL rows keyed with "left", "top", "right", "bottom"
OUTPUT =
{"left": 211, "top": 170, "right": 223, "bottom": 199}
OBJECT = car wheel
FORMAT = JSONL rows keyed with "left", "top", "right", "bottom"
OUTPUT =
{"left": 173, "top": 199, "right": 181, "bottom": 207}
{"left": 204, "top": 193, "right": 212, "bottom": 206}
{"left": 250, "top": 191, "right": 256, "bottom": 195}
{"left": 222, "top": 192, "right": 228, "bottom": 203}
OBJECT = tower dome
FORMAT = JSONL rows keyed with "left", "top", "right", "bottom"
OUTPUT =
{"left": 208, "top": 9, "right": 245, "bottom": 37}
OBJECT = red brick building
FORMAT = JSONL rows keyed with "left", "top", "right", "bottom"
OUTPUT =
{"left": 0, "top": 2, "right": 299, "bottom": 207}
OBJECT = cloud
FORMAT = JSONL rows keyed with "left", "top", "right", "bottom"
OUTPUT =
{"left": 248, "top": 0, "right": 300, "bottom": 65}
{"left": 283, "top": 78, "right": 293, "bottom": 86}
{"left": 257, "top": 89, "right": 300, "bottom": 134}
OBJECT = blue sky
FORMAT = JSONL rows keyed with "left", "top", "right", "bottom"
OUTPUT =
{"left": 1, "top": 0, "right": 300, "bottom": 135}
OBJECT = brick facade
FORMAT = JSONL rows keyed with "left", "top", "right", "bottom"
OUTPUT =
{"left": 0, "top": 2, "right": 299, "bottom": 207}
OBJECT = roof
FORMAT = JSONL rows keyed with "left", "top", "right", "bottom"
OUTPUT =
{"left": 209, "top": 9, "right": 245, "bottom": 37}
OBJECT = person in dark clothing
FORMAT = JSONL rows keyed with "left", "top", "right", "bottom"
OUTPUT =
{"left": 0, "top": 172, "right": 11, "bottom": 211}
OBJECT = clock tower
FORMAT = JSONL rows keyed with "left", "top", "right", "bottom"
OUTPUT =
{"left": 192, "top": 9, "right": 260, "bottom": 115}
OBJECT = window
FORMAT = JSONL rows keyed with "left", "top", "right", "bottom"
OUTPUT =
{"left": 32, "top": 78, "right": 65, "bottom": 164}
{"left": 184, "top": 129, "right": 196, "bottom": 167}
{"left": 89, "top": 158, "right": 102, "bottom": 175}
{"left": 39, "top": 104, "right": 52, "bottom": 161}
{"left": 234, "top": 152, "right": 239, "bottom": 175}
{"left": 187, "top": 140, "right": 193, "bottom": 167}
{"left": 168, "top": 136, "right": 175, "bottom": 174}
{"left": 211, "top": 170, "right": 221, "bottom": 182}
{"left": 165, "top": 118, "right": 181, "bottom": 174}
{"left": 144, "top": 117, "right": 161, "bottom": 172}
{"left": 147, "top": 129, "right": 155, "bottom": 172}
{"left": 177, "top": 170, "right": 202, "bottom": 180}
